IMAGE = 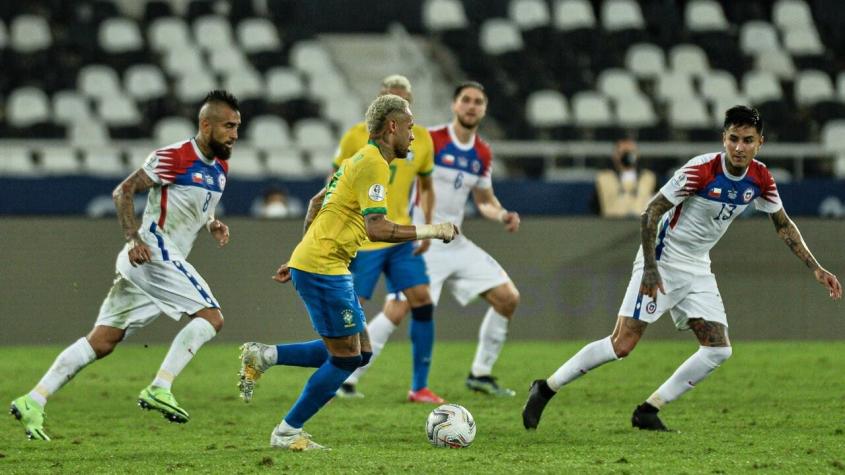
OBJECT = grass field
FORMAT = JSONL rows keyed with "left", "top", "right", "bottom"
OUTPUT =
{"left": 1, "top": 341, "right": 844, "bottom": 473}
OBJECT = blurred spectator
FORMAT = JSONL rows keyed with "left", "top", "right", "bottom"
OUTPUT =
{"left": 595, "top": 139, "right": 656, "bottom": 218}
{"left": 252, "top": 186, "right": 303, "bottom": 218}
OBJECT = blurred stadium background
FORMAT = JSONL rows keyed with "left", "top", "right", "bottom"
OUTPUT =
{"left": 1, "top": 0, "right": 843, "bottom": 343}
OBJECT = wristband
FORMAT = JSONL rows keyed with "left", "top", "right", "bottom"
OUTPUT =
{"left": 415, "top": 224, "right": 438, "bottom": 240}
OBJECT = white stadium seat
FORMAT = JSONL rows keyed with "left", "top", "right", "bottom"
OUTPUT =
{"left": 193, "top": 15, "right": 234, "bottom": 51}
{"left": 226, "top": 147, "right": 266, "bottom": 179}
{"left": 99, "top": 17, "right": 144, "bottom": 54}
{"left": 98, "top": 96, "right": 142, "bottom": 126}
{"left": 601, "top": 0, "right": 645, "bottom": 31}
{"left": 742, "top": 70, "right": 783, "bottom": 103}
{"left": 125, "top": 64, "right": 169, "bottom": 101}
{"left": 162, "top": 45, "right": 206, "bottom": 77}
{"left": 754, "top": 50, "right": 796, "bottom": 80}
{"left": 69, "top": 120, "right": 110, "bottom": 148}
{"left": 148, "top": 17, "right": 191, "bottom": 52}
{"left": 794, "top": 70, "right": 834, "bottom": 106}
{"left": 711, "top": 95, "right": 751, "bottom": 126}
{"left": 614, "top": 94, "right": 658, "bottom": 128}
{"left": 773, "top": 0, "right": 816, "bottom": 31}
{"left": 667, "top": 97, "right": 710, "bottom": 129}
{"left": 571, "top": 92, "right": 613, "bottom": 127}
{"left": 40, "top": 147, "right": 83, "bottom": 175}
{"left": 82, "top": 147, "right": 130, "bottom": 178}
{"left": 597, "top": 68, "right": 640, "bottom": 100}
{"left": 783, "top": 28, "right": 825, "bottom": 56}
{"left": 175, "top": 71, "right": 218, "bottom": 103}
{"left": 509, "top": 0, "right": 551, "bottom": 30}
{"left": 265, "top": 149, "right": 313, "bottom": 178}
{"left": 740, "top": 21, "right": 780, "bottom": 55}
{"left": 10, "top": 14, "right": 51, "bottom": 53}
{"left": 423, "top": 0, "right": 469, "bottom": 31}
{"left": 237, "top": 18, "right": 281, "bottom": 53}
{"left": 223, "top": 68, "right": 265, "bottom": 100}
{"left": 293, "top": 119, "right": 336, "bottom": 156}
{"left": 247, "top": 115, "right": 292, "bottom": 149}
{"left": 324, "top": 94, "right": 365, "bottom": 132}
{"left": 7, "top": 87, "right": 50, "bottom": 127}
{"left": 77, "top": 65, "right": 122, "bottom": 101}
{"left": 837, "top": 72, "right": 845, "bottom": 102}
{"left": 265, "top": 67, "right": 307, "bottom": 102}
{"left": 699, "top": 70, "right": 740, "bottom": 102}
{"left": 154, "top": 117, "right": 194, "bottom": 145}
{"left": 208, "top": 46, "right": 250, "bottom": 74}
{"left": 821, "top": 120, "right": 845, "bottom": 177}
{"left": 53, "top": 91, "right": 92, "bottom": 124}
{"left": 625, "top": 43, "right": 666, "bottom": 78}
{"left": 0, "top": 147, "right": 39, "bottom": 177}
{"left": 553, "top": 0, "right": 596, "bottom": 30}
{"left": 685, "top": 0, "right": 729, "bottom": 32}
{"left": 654, "top": 72, "right": 696, "bottom": 103}
{"left": 525, "top": 89, "right": 570, "bottom": 128}
{"left": 480, "top": 19, "right": 524, "bottom": 55}
{"left": 669, "top": 44, "right": 710, "bottom": 77}
{"left": 289, "top": 40, "right": 335, "bottom": 77}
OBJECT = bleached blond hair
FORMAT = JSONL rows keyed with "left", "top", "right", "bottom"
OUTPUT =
{"left": 380, "top": 74, "right": 412, "bottom": 93}
{"left": 366, "top": 94, "right": 410, "bottom": 135}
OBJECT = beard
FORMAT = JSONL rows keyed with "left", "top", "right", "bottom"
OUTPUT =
{"left": 457, "top": 115, "right": 479, "bottom": 130}
{"left": 209, "top": 137, "right": 232, "bottom": 159}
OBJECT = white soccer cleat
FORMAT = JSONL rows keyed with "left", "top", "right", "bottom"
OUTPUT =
{"left": 270, "top": 425, "right": 329, "bottom": 451}
{"left": 238, "top": 342, "right": 276, "bottom": 403}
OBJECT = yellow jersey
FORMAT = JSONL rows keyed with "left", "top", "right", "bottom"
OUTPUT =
{"left": 289, "top": 143, "right": 390, "bottom": 275}
{"left": 333, "top": 122, "right": 434, "bottom": 251}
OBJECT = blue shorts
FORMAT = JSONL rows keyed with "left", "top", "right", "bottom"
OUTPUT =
{"left": 290, "top": 268, "right": 366, "bottom": 337}
{"left": 348, "top": 241, "right": 429, "bottom": 300}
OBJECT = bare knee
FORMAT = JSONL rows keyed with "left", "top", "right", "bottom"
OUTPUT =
{"left": 611, "top": 337, "right": 638, "bottom": 358}
{"left": 383, "top": 298, "right": 410, "bottom": 325}
{"left": 487, "top": 282, "right": 520, "bottom": 318}
{"left": 610, "top": 316, "right": 647, "bottom": 358}
{"left": 195, "top": 308, "right": 224, "bottom": 333}
{"left": 86, "top": 327, "right": 123, "bottom": 359}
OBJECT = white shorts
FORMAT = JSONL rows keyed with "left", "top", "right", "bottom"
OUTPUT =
{"left": 420, "top": 237, "right": 511, "bottom": 306}
{"left": 95, "top": 247, "right": 219, "bottom": 337}
{"left": 618, "top": 262, "right": 727, "bottom": 330}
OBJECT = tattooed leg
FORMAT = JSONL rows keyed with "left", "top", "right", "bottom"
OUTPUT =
{"left": 688, "top": 318, "right": 730, "bottom": 347}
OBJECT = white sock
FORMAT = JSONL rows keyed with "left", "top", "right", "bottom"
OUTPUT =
{"left": 346, "top": 312, "right": 396, "bottom": 385}
{"left": 546, "top": 336, "right": 619, "bottom": 391}
{"left": 471, "top": 308, "right": 509, "bottom": 377}
{"left": 30, "top": 337, "right": 97, "bottom": 407}
{"left": 278, "top": 419, "right": 299, "bottom": 434}
{"left": 152, "top": 318, "right": 217, "bottom": 390}
{"left": 646, "top": 346, "right": 732, "bottom": 409}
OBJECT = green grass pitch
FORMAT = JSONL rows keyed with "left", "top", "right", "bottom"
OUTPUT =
{"left": 1, "top": 341, "right": 844, "bottom": 473}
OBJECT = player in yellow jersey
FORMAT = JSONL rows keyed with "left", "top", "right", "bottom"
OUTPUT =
{"left": 331, "top": 75, "right": 444, "bottom": 403}
{"left": 237, "top": 94, "right": 458, "bottom": 451}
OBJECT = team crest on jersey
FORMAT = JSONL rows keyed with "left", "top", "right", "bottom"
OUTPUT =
{"left": 646, "top": 301, "right": 657, "bottom": 314}
{"left": 442, "top": 154, "right": 455, "bottom": 165}
{"left": 368, "top": 184, "right": 386, "bottom": 202}
{"left": 457, "top": 156, "right": 468, "bottom": 168}
{"left": 727, "top": 189, "right": 737, "bottom": 200}
{"left": 341, "top": 309, "right": 355, "bottom": 328}
{"left": 218, "top": 174, "right": 226, "bottom": 190}
{"left": 743, "top": 189, "right": 753, "bottom": 202}
{"left": 471, "top": 160, "right": 481, "bottom": 173}
{"left": 205, "top": 175, "right": 214, "bottom": 185}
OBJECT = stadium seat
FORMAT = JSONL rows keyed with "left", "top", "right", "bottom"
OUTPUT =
{"left": 479, "top": 19, "right": 524, "bottom": 56}
{"left": 53, "top": 91, "right": 93, "bottom": 124}
{"left": 700, "top": 70, "right": 741, "bottom": 103}
{"left": 821, "top": 120, "right": 845, "bottom": 176}
{"left": 226, "top": 146, "right": 266, "bottom": 179}
{"left": 742, "top": 70, "right": 783, "bottom": 104}
{"left": 40, "top": 147, "right": 83, "bottom": 175}
{"left": 153, "top": 116, "right": 194, "bottom": 145}
{"left": 667, "top": 97, "right": 710, "bottom": 129}
{"left": 601, "top": 0, "right": 645, "bottom": 31}
{"left": 772, "top": 0, "right": 815, "bottom": 31}
{"left": 685, "top": 0, "right": 729, "bottom": 32}
{"left": 289, "top": 40, "right": 335, "bottom": 77}
{"left": 597, "top": 68, "right": 640, "bottom": 101}
{"left": 208, "top": 46, "right": 250, "bottom": 74}
{"left": 148, "top": 17, "right": 191, "bottom": 52}
{"left": 711, "top": 95, "right": 751, "bottom": 125}
{"left": 10, "top": 14, "right": 51, "bottom": 53}
{"left": 99, "top": 17, "right": 144, "bottom": 54}
{"left": 126, "top": 145, "right": 154, "bottom": 168}
{"left": 571, "top": 92, "right": 613, "bottom": 128}
{"left": 654, "top": 72, "right": 696, "bottom": 103}
{"left": 509, "top": 0, "right": 551, "bottom": 30}
{"left": 422, "top": 0, "right": 469, "bottom": 31}
{"left": 754, "top": 49, "right": 796, "bottom": 79}
{"left": 162, "top": 45, "right": 206, "bottom": 77}
{"left": 669, "top": 44, "right": 710, "bottom": 77}
{"left": 293, "top": 118, "right": 336, "bottom": 157}
{"left": 99, "top": 95, "right": 142, "bottom": 126}
{"left": 324, "top": 94, "right": 365, "bottom": 132}
{"left": 125, "top": 64, "right": 168, "bottom": 101}
{"left": 525, "top": 89, "right": 570, "bottom": 128}
{"left": 7, "top": 87, "right": 50, "bottom": 127}
{"left": 625, "top": 43, "right": 665, "bottom": 78}
{"left": 783, "top": 28, "right": 825, "bottom": 56}
{"left": 265, "top": 67, "right": 306, "bottom": 103}
{"left": 223, "top": 68, "right": 265, "bottom": 100}
{"left": 246, "top": 115, "right": 292, "bottom": 148}
{"left": 82, "top": 147, "right": 129, "bottom": 178}
{"left": 740, "top": 21, "right": 780, "bottom": 55}
{"left": 0, "top": 147, "right": 38, "bottom": 177}
{"left": 175, "top": 71, "right": 218, "bottom": 103}
{"left": 794, "top": 70, "right": 835, "bottom": 106}
{"left": 837, "top": 72, "right": 845, "bottom": 102}
{"left": 69, "top": 120, "right": 110, "bottom": 148}
{"left": 77, "top": 65, "right": 123, "bottom": 101}
{"left": 306, "top": 72, "right": 349, "bottom": 104}
{"left": 266, "top": 149, "right": 316, "bottom": 178}
{"left": 614, "top": 93, "right": 658, "bottom": 128}
{"left": 553, "top": 0, "right": 596, "bottom": 30}
{"left": 193, "top": 15, "right": 233, "bottom": 51}
{"left": 237, "top": 18, "right": 281, "bottom": 53}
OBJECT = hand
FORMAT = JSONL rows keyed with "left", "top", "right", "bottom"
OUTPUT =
{"left": 128, "top": 239, "right": 152, "bottom": 267}
{"left": 273, "top": 262, "right": 292, "bottom": 284}
{"left": 413, "top": 238, "right": 431, "bottom": 256}
{"left": 502, "top": 211, "right": 520, "bottom": 233}
{"left": 639, "top": 266, "right": 666, "bottom": 300}
{"left": 208, "top": 219, "right": 230, "bottom": 247}
{"left": 814, "top": 267, "right": 842, "bottom": 300}
{"left": 437, "top": 223, "right": 460, "bottom": 243}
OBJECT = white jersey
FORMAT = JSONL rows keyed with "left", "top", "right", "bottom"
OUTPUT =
{"left": 414, "top": 123, "right": 494, "bottom": 231}
{"left": 635, "top": 152, "right": 782, "bottom": 272}
{"left": 138, "top": 139, "right": 228, "bottom": 261}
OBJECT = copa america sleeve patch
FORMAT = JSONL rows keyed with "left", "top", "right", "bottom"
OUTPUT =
{"left": 368, "top": 184, "right": 386, "bottom": 202}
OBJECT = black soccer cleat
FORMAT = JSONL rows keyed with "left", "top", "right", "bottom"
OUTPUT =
{"left": 631, "top": 403, "right": 670, "bottom": 432}
{"left": 522, "top": 379, "right": 555, "bottom": 430}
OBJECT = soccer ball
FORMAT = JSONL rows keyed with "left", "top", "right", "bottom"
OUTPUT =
{"left": 425, "top": 403, "right": 476, "bottom": 448}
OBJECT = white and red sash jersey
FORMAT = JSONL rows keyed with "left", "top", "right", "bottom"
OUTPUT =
{"left": 635, "top": 152, "right": 782, "bottom": 272}
{"left": 415, "top": 123, "right": 493, "bottom": 231}
{"left": 138, "top": 139, "right": 228, "bottom": 261}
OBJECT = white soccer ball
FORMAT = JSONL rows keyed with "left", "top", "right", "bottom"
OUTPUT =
{"left": 425, "top": 403, "right": 476, "bottom": 448}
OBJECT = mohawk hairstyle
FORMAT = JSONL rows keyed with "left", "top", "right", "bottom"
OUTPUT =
{"left": 203, "top": 89, "right": 240, "bottom": 111}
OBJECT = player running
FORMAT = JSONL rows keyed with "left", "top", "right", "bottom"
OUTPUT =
{"left": 10, "top": 90, "right": 241, "bottom": 440}
{"left": 237, "top": 94, "right": 458, "bottom": 451}
{"left": 522, "top": 105, "right": 842, "bottom": 431}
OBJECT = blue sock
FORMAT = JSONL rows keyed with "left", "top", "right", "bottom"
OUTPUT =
{"left": 275, "top": 340, "right": 328, "bottom": 367}
{"left": 409, "top": 304, "right": 434, "bottom": 391}
{"left": 283, "top": 355, "right": 361, "bottom": 428}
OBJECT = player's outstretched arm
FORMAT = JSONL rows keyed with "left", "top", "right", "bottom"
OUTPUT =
{"left": 473, "top": 187, "right": 520, "bottom": 232}
{"left": 770, "top": 208, "right": 842, "bottom": 300}
{"left": 303, "top": 188, "right": 327, "bottom": 235}
{"left": 112, "top": 169, "right": 155, "bottom": 266}
{"left": 639, "top": 193, "right": 674, "bottom": 299}
{"left": 364, "top": 213, "right": 458, "bottom": 244}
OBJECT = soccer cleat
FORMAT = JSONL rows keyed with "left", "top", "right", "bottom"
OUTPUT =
{"left": 10, "top": 395, "right": 50, "bottom": 441}
{"left": 631, "top": 403, "right": 671, "bottom": 432}
{"left": 138, "top": 385, "right": 190, "bottom": 423}
{"left": 335, "top": 382, "right": 365, "bottom": 399}
{"left": 407, "top": 387, "right": 445, "bottom": 404}
{"left": 270, "top": 426, "right": 329, "bottom": 451}
{"left": 466, "top": 373, "right": 516, "bottom": 397}
{"left": 238, "top": 342, "right": 276, "bottom": 403}
{"left": 522, "top": 379, "right": 555, "bottom": 430}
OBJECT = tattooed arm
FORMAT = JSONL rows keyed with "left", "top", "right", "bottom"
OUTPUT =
{"left": 112, "top": 169, "right": 156, "bottom": 266}
{"left": 364, "top": 214, "right": 458, "bottom": 243}
{"left": 303, "top": 188, "right": 327, "bottom": 235}
{"left": 770, "top": 208, "right": 842, "bottom": 300}
{"left": 639, "top": 193, "right": 675, "bottom": 299}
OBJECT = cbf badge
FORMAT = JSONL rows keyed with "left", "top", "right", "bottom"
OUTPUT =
{"left": 341, "top": 309, "right": 355, "bottom": 328}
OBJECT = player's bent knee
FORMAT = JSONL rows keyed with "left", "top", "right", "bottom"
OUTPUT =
{"left": 611, "top": 338, "right": 638, "bottom": 358}
{"left": 702, "top": 345, "right": 732, "bottom": 366}
{"left": 330, "top": 354, "right": 363, "bottom": 372}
